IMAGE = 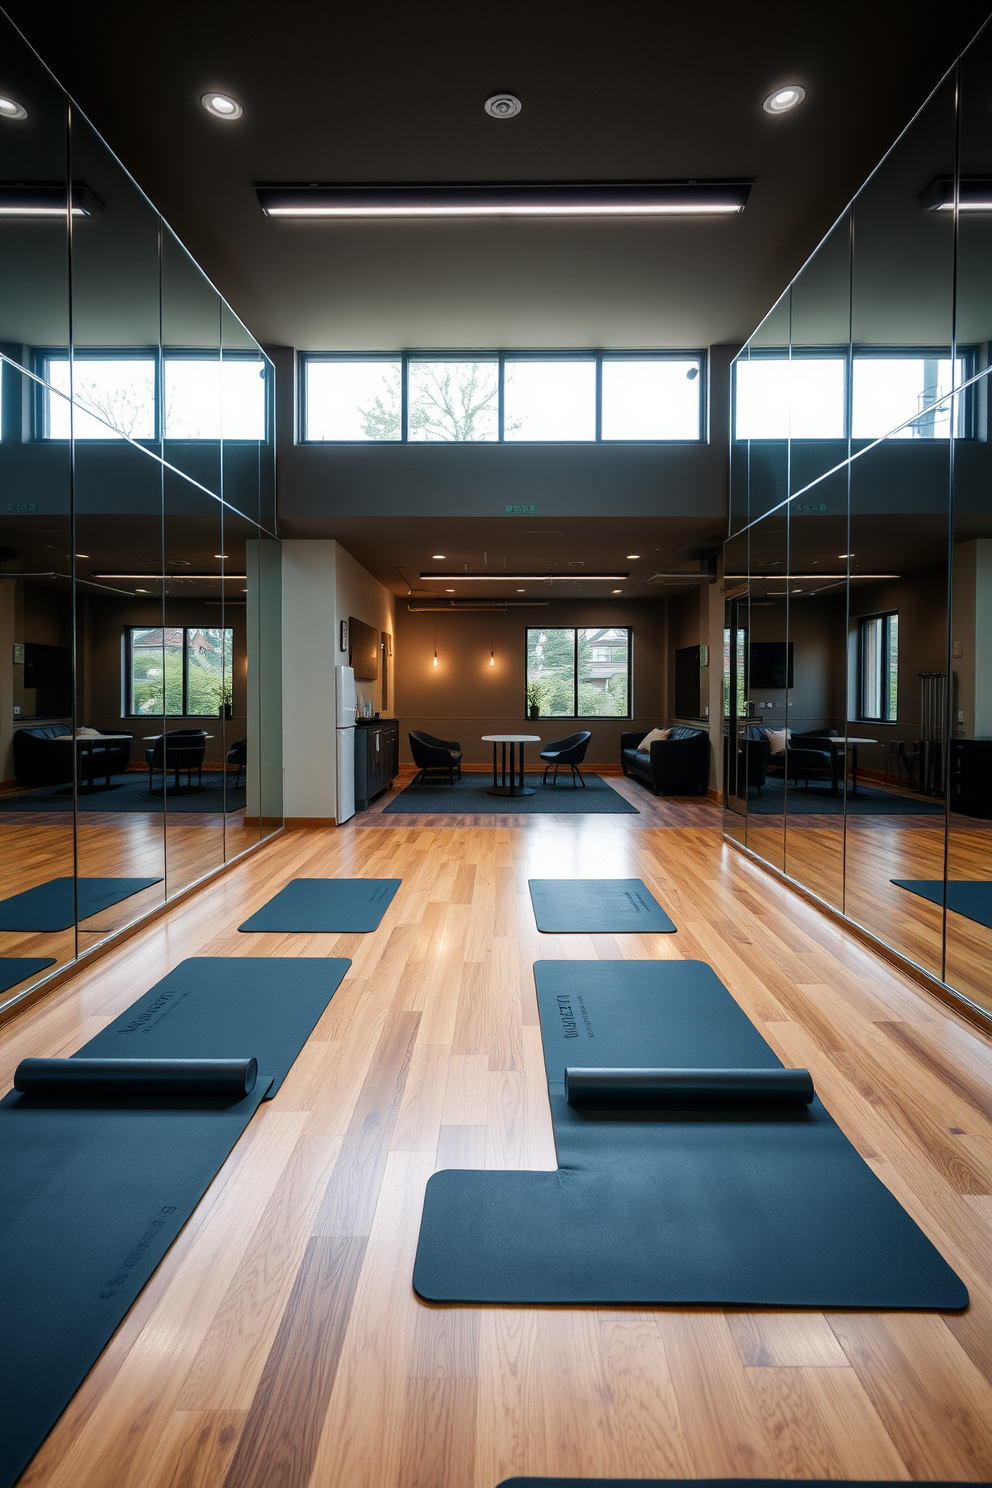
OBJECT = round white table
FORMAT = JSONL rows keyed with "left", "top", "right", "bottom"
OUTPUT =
{"left": 482, "top": 734, "right": 541, "bottom": 797}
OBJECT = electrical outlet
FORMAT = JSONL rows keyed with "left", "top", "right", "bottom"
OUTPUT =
{"left": 13, "top": 705, "right": 20, "bottom": 716}
{"left": 953, "top": 640, "right": 962, "bottom": 658}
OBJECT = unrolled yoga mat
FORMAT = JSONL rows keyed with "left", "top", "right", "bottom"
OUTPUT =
{"left": 892, "top": 878, "right": 992, "bottom": 930}
{"left": 0, "top": 957, "right": 55, "bottom": 995}
{"left": 414, "top": 959, "right": 966, "bottom": 1308}
{"left": 0, "top": 876, "right": 162, "bottom": 932}
{"left": 238, "top": 877, "right": 401, "bottom": 933}
{"left": 73, "top": 956, "right": 350, "bottom": 1096}
{"left": 0, "top": 1076, "right": 271, "bottom": 1488}
{"left": 497, "top": 1480, "right": 976, "bottom": 1487}
{"left": 529, "top": 878, "right": 675, "bottom": 934}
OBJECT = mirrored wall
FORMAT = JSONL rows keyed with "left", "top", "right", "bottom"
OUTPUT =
{"left": 725, "top": 19, "right": 992, "bottom": 1026}
{"left": 0, "top": 15, "right": 282, "bottom": 1013}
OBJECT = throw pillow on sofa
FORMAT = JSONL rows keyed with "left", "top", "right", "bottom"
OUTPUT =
{"left": 638, "top": 727, "right": 672, "bottom": 750}
{"left": 762, "top": 727, "right": 791, "bottom": 756}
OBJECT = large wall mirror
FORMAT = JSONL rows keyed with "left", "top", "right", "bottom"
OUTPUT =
{"left": 0, "top": 14, "right": 282, "bottom": 1015}
{"left": 724, "top": 26, "right": 992, "bottom": 1027}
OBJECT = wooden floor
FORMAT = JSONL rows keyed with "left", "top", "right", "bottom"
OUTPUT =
{"left": 3, "top": 778, "right": 992, "bottom": 1487}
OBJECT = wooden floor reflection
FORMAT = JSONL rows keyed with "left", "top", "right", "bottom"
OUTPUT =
{"left": 0, "top": 777, "right": 990, "bottom": 1486}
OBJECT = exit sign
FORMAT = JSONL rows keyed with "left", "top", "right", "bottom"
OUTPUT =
{"left": 794, "top": 502, "right": 827, "bottom": 514}
{"left": 505, "top": 504, "right": 536, "bottom": 514}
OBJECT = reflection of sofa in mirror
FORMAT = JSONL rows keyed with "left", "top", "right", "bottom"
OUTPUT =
{"left": 13, "top": 725, "right": 132, "bottom": 789}
{"left": 736, "top": 730, "right": 770, "bottom": 795}
{"left": 620, "top": 727, "right": 709, "bottom": 795}
{"left": 750, "top": 726, "right": 842, "bottom": 794}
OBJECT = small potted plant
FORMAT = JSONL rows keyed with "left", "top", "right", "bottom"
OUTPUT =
{"left": 218, "top": 680, "right": 234, "bottom": 721}
{"left": 526, "top": 681, "right": 546, "bottom": 721}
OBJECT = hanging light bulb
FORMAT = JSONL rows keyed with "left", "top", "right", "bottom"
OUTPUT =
{"left": 490, "top": 611, "right": 495, "bottom": 666}
{"left": 433, "top": 605, "right": 439, "bottom": 667}
{"left": 433, "top": 650, "right": 438, "bottom": 667}
{"left": 489, "top": 649, "right": 495, "bottom": 666}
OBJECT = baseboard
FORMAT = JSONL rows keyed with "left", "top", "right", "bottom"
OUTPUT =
{"left": 725, "top": 836, "right": 991, "bottom": 1038}
{"left": 707, "top": 787, "right": 723, "bottom": 804}
{"left": 0, "top": 826, "right": 284, "bottom": 1029}
{"left": 283, "top": 816, "right": 337, "bottom": 830}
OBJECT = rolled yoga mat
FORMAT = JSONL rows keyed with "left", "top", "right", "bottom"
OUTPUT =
{"left": 14, "top": 1056, "right": 258, "bottom": 1100}
{"left": 238, "top": 877, "right": 401, "bottom": 933}
{"left": 0, "top": 957, "right": 55, "bottom": 995}
{"left": 892, "top": 878, "right": 992, "bottom": 931}
{"left": 0, "top": 877, "right": 163, "bottom": 932}
{"left": 414, "top": 959, "right": 967, "bottom": 1309}
{"left": 564, "top": 1066, "right": 815, "bottom": 1108}
{"left": 528, "top": 878, "right": 676, "bottom": 934}
{"left": 71, "top": 955, "right": 350, "bottom": 1096}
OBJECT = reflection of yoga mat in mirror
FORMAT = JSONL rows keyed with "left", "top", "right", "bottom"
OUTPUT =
{"left": 238, "top": 878, "right": 401, "bottom": 933}
{"left": 73, "top": 956, "right": 351, "bottom": 1096}
{"left": 0, "top": 877, "right": 163, "bottom": 932}
{"left": 892, "top": 879, "right": 992, "bottom": 931}
{"left": 414, "top": 959, "right": 967, "bottom": 1308}
{"left": 529, "top": 878, "right": 675, "bottom": 934}
{"left": 0, "top": 958, "right": 56, "bottom": 995}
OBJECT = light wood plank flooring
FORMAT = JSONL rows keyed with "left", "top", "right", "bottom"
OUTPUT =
{"left": 2, "top": 777, "right": 992, "bottom": 1487}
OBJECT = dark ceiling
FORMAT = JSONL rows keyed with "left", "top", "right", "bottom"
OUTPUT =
{"left": 5, "top": 1, "right": 991, "bottom": 354}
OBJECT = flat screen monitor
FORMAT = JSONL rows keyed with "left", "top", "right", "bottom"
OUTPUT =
{"left": 749, "top": 641, "right": 794, "bottom": 689}
{"left": 349, "top": 616, "right": 379, "bottom": 681}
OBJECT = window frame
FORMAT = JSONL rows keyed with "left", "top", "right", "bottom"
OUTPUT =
{"left": 299, "top": 350, "right": 707, "bottom": 445}
{"left": 524, "top": 625, "right": 632, "bottom": 721}
{"left": 125, "top": 625, "right": 234, "bottom": 719}
{"left": 857, "top": 610, "right": 899, "bottom": 724}
{"left": 36, "top": 348, "right": 270, "bottom": 444}
{"left": 732, "top": 345, "right": 976, "bottom": 443}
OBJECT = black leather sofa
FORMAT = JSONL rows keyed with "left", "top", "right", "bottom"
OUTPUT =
{"left": 620, "top": 726, "right": 710, "bottom": 796}
{"left": 12, "top": 724, "right": 132, "bottom": 789}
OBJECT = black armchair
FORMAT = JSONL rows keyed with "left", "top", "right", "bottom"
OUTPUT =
{"left": 145, "top": 729, "right": 208, "bottom": 791}
{"left": 409, "top": 731, "right": 463, "bottom": 787}
{"left": 738, "top": 729, "right": 771, "bottom": 795}
{"left": 227, "top": 737, "right": 247, "bottom": 789}
{"left": 620, "top": 726, "right": 709, "bottom": 796}
{"left": 540, "top": 731, "right": 592, "bottom": 788}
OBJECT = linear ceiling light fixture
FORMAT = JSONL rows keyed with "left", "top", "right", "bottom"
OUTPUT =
{"left": 0, "top": 183, "right": 101, "bottom": 217}
{"left": 420, "top": 571, "right": 629, "bottom": 582}
{"left": 256, "top": 180, "right": 751, "bottom": 219}
{"left": 920, "top": 177, "right": 992, "bottom": 211}
{"left": 93, "top": 572, "right": 247, "bottom": 581}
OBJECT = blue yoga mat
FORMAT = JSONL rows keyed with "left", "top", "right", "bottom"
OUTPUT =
{"left": 414, "top": 960, "right": 967, "bottom": 1309}
{"left": 0, "top": 877, "right": 163, "bottom": 932}
{"left": 0, "top": 1080, "right": 270, "bottom": 1488}
{"left": 528, "top": 879, "right": 676, "bottom": 934}
{"left": 892, "top": 878, "right": 992, "bottom": 930}
{"left": 238, "top": 878, "right": 401, "bottom": 933}
{"left": 75, "top": 956, "right": 350, "bottom": 1096}
{"left": 0, "top": 958, "right": 56, "bottom": 995}
{"left": 498, "top": 1480, "right": 976, "bottom": 1487}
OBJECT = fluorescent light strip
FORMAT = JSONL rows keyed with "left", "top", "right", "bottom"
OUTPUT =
{"left": 920, "top": 177, "right": 992, "bottom": 211}
{"left": 727, "top": 573, "right": 901, "bottom": 581}
{"left": 265, "top": 202, "right": 744, "bottom": 217}
{"left": 93, "top": 572, "right": 247, "bottom": 581}
{"left": 0, "top": 206, "right": 88, "bottom": 217}
{"left": 420, "top": 572, "right": 628, "bottom": 582}
{"left": 257, "top": 181, "right": 751, "bottom": 220}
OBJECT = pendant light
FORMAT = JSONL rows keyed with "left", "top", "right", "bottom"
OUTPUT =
{"left": 433, "top": 605, "right": 438, "bottom": 667}
{"left": 489, "top": 611, "right": 495, "bottom": 667}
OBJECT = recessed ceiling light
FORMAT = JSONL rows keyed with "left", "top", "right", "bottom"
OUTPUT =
{"left": 135, "top": 588, "right": 148, "bottom": 593}
{"left": 201, "top": 92, "right": 243, "bottom": 120}
{"left": 517, "top": 588, "right": 525, "bottom": 592}
{"left": 74, "top": 553, "right": 89, "bottom": 559}
{"left": 763, "top": 85, "right": 806, "bottom": 115}
{"left": 485, "top": 93, "right": 522, "bottom": 119}
{"left": 214, "top": 553, "right": 228, "bottom": 559}
{"left": 0, "top": 96, "right": 27, "bottom": 120}
{"left": 432, "top": 553, "right": 445, "bottom": 559}
{"left": 839, "top": 553, "right": 853, "bottom": 559}
{"left": 626, "top": 554, "right": 640, "bottom": 559}
{"left": 445, "top": 587, "right": 455, "bottom": 592}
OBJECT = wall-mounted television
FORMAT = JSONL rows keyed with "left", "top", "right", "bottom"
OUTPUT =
{"left": 749, "top": 641, "right": 794, "bottom": 689}
{"left": 23, "top": 642, "right": 72, "bottom": 715}
{"left": 349, "top": 616, "right": 379, "bottom": 681}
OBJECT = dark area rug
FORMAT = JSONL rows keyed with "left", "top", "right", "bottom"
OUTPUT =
{"left": 747, "top": 777, "right": 944, "bottom": 816}
{"left": 383, "top": 773, "right": 638, "bottom": 815}
{"left": 0, "top": 774, "right": 245, "bottom": 814}
{"left": 892, "top": 878, "right": 992, "bottom": 930}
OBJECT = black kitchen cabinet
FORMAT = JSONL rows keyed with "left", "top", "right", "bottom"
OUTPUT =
{"left": 355, "top": 719, "right": 399, "bottom": 810}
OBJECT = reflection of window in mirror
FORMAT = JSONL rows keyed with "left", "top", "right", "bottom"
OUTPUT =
{"left": 723, "top": 626, "right": 748, "bottom": 715}
{"left": 126, "top": 626, "right": 233, "bottom": 717}
{"left": 859, "top": 612, "right": 898, "bottom": 722}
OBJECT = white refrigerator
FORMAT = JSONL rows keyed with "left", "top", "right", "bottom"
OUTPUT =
{"left": 335, "top": 665, "right": 357, "bottom": 824}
